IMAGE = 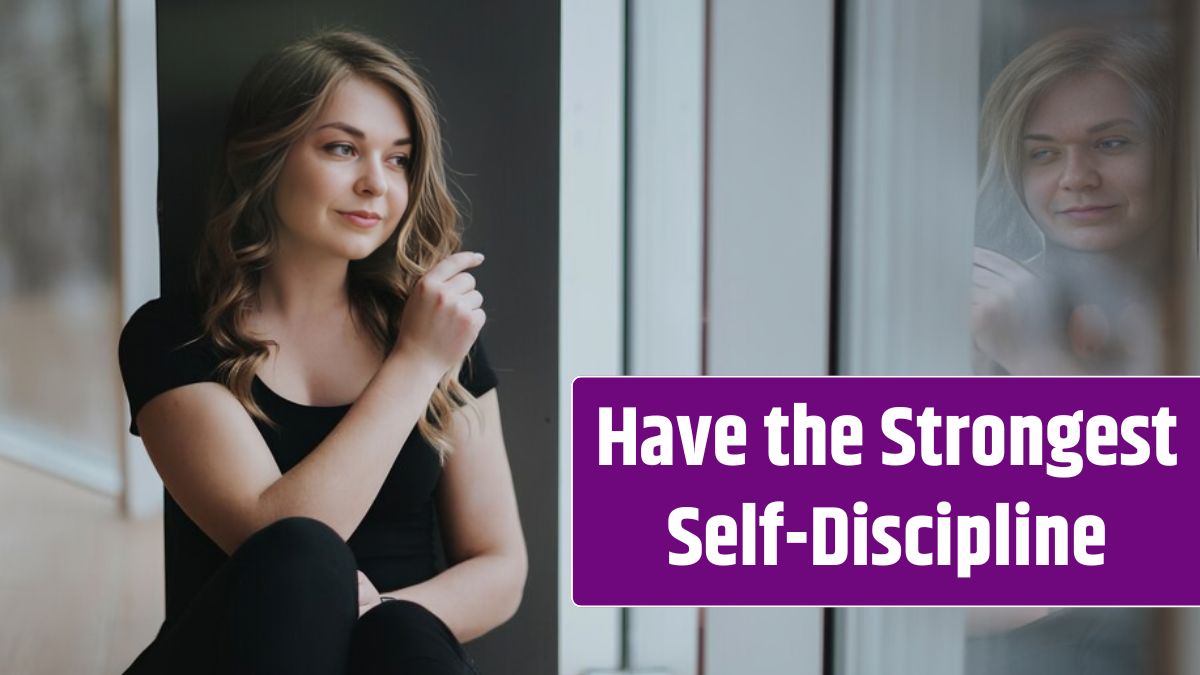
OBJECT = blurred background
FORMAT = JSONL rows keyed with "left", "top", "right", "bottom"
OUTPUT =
{"left": 3, "top": 0, "right": 1200, "bottom": 673}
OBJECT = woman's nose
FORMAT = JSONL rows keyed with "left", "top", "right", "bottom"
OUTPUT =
{"left": 354, "top": 158, "right": 387, "bottom": 196}
{"left": 1058, "top": 150, "right": 1101, "bottom": 192}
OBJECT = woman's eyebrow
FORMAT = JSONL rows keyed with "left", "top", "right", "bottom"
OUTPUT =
{"left": 1085, "top": 118, "right": 1139, "bottom": 134}
{"left": 1022, "top": 118, "right": 1139, "bottom": 142}
{"left": 315, "top": 121, "right": 413, "bottom": 146}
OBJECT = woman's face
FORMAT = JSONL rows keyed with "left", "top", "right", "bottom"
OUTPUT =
{"left": 273, "top": 76, "right": 413, "bottom": 262}
{"left": 1021, "top": 70, "right": 1157, "bottom": 253}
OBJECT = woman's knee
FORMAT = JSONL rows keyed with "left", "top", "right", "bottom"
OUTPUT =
{"left": 348, "top": 601, "right": 473, "bottom": 673}
{"left": 229, "top": 517, "right": 357, "bottom": 601}
{"left": 236, "top": 516, "right": 351, "bottom": 563}
{"left": 218, "top": 519, "right": 359, "bottom": 671}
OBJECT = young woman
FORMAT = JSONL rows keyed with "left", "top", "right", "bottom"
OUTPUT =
{"left": 972, "top": 27, "right": 1174, "bottom": 375}
{"left": 965, "top": 26, "right": 1167, "bottom": 675}
{"left": 118, "top": 30, "right": 525, "bottom": 674}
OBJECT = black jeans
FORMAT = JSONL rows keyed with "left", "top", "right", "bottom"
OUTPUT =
{"left": 122, "top": 517, "right": 479, "bottom": 674}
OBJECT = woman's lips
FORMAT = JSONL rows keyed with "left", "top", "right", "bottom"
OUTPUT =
{"left": 1058, "top": 205, "right": 1117, "bottom": 220}
{"left": 338, "top": 210, "right": 382, "bottom": 228}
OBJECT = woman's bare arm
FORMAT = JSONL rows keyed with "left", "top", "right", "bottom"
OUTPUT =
{"left": 135, "top": 251, "right": 485, "bottom": 555}
{"left": 381, "top": 389, "right": 527, "bottom": 642}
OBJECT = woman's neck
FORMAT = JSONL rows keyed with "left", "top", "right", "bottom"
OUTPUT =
{"left": 256, "top": 244, "right": 352, "bottom": 325}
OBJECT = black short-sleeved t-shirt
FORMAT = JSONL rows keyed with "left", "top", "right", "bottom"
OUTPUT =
{"left": 118, "top": 294, "right": 497, "bottom": 628}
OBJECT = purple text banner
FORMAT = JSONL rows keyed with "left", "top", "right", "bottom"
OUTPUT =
{"left": 571, "top": 377, "right": 1198, "bottom": 605}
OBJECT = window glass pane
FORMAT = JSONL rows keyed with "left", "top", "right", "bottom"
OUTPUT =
{"left": 972, "top": 1, "right": 1174, "bottom": 376}
{"left": 0, "top": 0, "right": 118, "bottom": 470}
{"left": 968, "top": 1, "right": 1176, "bottom": 672}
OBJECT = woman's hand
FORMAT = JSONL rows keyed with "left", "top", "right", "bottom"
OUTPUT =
{"left": 357, "top": 570, "right": 382, "bottom": 618}
{"left": 392, "top": 251, "right": 486, "bottom": 374}
{"left": 971, "top": 247, "right": 1051, "bottom": 373}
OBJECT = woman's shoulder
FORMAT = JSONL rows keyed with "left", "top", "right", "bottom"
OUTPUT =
{"left": 119, "top": 293, "right": 222, "bottom": 436}
{"left": 121, "top": 294, "right": 213, "bottom": 362}
{"left": 124, "top": 293, "right": 205, "bottom": 332}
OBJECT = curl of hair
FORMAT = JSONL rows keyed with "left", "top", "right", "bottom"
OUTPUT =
{"left": 194, "top": 30, "right": 475, "bottom": 460}
{"left": 976, "top": 27, "right": 1174, "bottom": 261}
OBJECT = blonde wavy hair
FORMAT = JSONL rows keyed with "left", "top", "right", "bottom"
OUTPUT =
{"left": 976, "top": 27, "right": 1174, "bottom": 260}
{"left": 194, "top": 30, "right": 474, "bottom": 459}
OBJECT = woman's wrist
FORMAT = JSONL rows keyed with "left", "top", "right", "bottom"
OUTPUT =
{"left": 380, "top": 344, "right": 448, "bottom": 392}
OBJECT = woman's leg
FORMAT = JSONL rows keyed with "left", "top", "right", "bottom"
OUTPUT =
{"left": 123, "top": 516, "right": 359, "bottom": 675}
{"left": 347, "top": 600, "right": 480, "bottom": 674}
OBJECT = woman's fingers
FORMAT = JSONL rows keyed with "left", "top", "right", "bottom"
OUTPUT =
{"left": 972, "top": 264, "right": 1006, "bottom": 289}
{"left": 426, "top": 251, "right": 485, "bottom": 284}
{"left": 973, "top": 247, "right": 1036, "bottom": 282}
{"left": 444, "top": 271, "right": 477, "bottom": 295}
{"left": 973, "top": 246, "right": 1018, "bottom": 271}
{"left": 356, "top": 570, "right": 381, "bottom": 619}
{"left": 391, "top": 251, "right": 489, "bottom": 368}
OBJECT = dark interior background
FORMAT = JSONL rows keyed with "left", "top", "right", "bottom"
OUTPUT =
{"left": 156, "top": 2, "right": 559, "bottom": 672}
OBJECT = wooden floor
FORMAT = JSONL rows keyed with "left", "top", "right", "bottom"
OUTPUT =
{"left": 0, "top": 458, "right": 163, "bottom": 675}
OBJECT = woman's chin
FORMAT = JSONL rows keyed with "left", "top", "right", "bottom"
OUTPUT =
{"left": 332, "top": 238, "right": 390, "bottom": 262}
{"left": 1045, "top": 222, "right": 1151, "bottom": 254}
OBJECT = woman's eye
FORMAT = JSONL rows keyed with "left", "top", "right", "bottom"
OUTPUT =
{"left": 390, "top": 155, "right": 411, "bottom": 168}
{"left": 325, "top": 142, "right": 355, "bottom": 157}
{"left": 1029, "top": 148, "right": 1055, "bottom": 162}
{"left": 1097, "top": 138, "right": 1128, "bottom": 151}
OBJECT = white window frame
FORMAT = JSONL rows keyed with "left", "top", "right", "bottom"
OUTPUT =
{"left": 623, "top": 0, "right": 833, "bottom": 673}
{"left": 835, "top": 0, "right": 1012, "bottom": 673}
{"left": 117, "top": 0, "right": 164, "bottom": 518}
{"left": 837, "top": 0, "right": 980, "bottom": 377}
{"left": 560, "top": 1, "right": 626, "bottom": 672}
{"left": 625, "top": 0, "right": 705, "bottom": 671}
{"left": 702, "top": 0, "right": 834, "bottom": 672}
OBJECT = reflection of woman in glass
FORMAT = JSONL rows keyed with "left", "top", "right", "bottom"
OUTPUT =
{"left": 973, "top": 28, "right": 1174, "bottom": 375}
{"left": 967, "top": 27, "right": 1166, "bottom": 675}
{"left": 118, "top": 31, "right": 525, "bottom": 673}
